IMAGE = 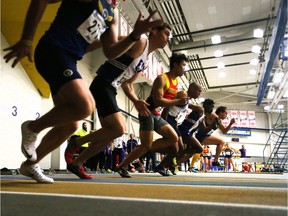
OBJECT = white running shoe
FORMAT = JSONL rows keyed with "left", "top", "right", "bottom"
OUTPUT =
{"left": 19, "top": 162, "right": 54, "bottom": 184}
{"left": 21, "top": 121, "right": 38, "bottom": 161}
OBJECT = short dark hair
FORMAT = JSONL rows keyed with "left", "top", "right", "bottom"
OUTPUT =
{"left": 216, "top": 106, "right": 227, "bottom": 115}
{"left": 156, "top": 23, "right": 172, "bottom": 31}
{"left": 169, "top": 53, "right": 188, "bottom": 69}
{"left": 202, "top": 99, "right": 215, "bottom": 107}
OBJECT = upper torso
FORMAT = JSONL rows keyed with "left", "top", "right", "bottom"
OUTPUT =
{"left": 42, "top": 0, "right": 115, "bottom": 59}
{"left": 146, "top": 73, "right": 178, "bottom": 114}
{"left": 96, "top": 39, "right": 150, "bottom": 88}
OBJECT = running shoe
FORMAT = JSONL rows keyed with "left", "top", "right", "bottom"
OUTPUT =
{"left": 67, "top": 164, "right": 93, "bottom": 179}
{"left": 116, "top": 166, "right": 131, "bottom": 178}
{"left": 188, "top": 167, "right": 198, "bottom": 173}
{"left": 19, "top": 162, "right": 54, "bottom": 183}
{"left": 21, "top": 121, "right": 38, "bottom": 161}
{"left": 64, "top": 135, "right": 80, "bottom": 164}
{"left": 106, "top": 169, "right": 112, "bottom": 173}
{"left": 212, "top": 161, "right": 221, "bottom": 167}
{"left": 155, "top": 165, "right": 170, "bottom": 176}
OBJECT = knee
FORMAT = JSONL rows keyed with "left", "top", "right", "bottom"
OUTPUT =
{"left": 113, "top": 124, "right": 126, "bottom": 139}
{"left": 74, "top": 97, "right": 95, "bottom": 120}
{"left": 67, "top": 121, "right": 79, "bottom": 134}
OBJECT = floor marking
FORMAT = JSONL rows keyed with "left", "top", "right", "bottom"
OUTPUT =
{"left": 1, "top": 191, "right": 287, "bottom": 211}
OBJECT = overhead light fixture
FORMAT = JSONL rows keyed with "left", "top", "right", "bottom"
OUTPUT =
{"left": 283, "top": 89, "right": 288, "bottom": 98}
{"left": 253, "top": 28, "right": 264, "bottom": 38}
{"left": 250, "top": 58, "right": 259, "bottom": 65}
{"left": 273, "top": 70, "right": 284, "bottom": 83}
{"left": 219, "top": 71, "right": 226, "bottom": 78}
{"left": 264, "top": 105, "right": 270, "bottom": 111}
{"left": 211, "top": 35, "right": 221, "bottom": 44}
{"left": 267, "top": 89, "right": 276, "bottom": 99}
{"left": 214, "top": 50, "right": 223, "bottom": 57}
{"left": 217, "top": 62, "right": 225, "bottom": 68}
{"left": 278, "top": 104, "right": 284, "bottom": 109}
{"left": 249, "top": 69, "right": 257, "bottom": 75}
{"left": 252, "top": 45, "right": 261, "bottom": 53}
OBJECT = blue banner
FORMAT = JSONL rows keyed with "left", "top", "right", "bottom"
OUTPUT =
{"left": 226, "top": 128, "right": 251, "bottom": 136}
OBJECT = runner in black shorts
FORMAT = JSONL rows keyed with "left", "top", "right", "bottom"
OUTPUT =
{"left": 65, "top": 22, "right": 172, "bottom": 178}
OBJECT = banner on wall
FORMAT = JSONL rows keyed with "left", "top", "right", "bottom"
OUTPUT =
{"left": 248, "top": 111, "right": 256, "bottom": 127}
{"left": 239, "top": 110, "right": 248, "bottom": 127}
{"left": 221, "top": 115, "right": 230, "bottom": 127}
{"left": 142, "top": 54, "right": 164, "bottom": 82}
{"left": 226, "top": 128, "right": 252, "bottom": 136}
{"left": 229, "top": 110, "right": 239, "bottom": 127}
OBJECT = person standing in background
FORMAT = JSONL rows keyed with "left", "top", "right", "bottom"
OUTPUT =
{"left": 112, "top": 135, "right": 125, "bottom": 172}
{"left": 239, "top": 144, "right": 247, "bottom": 158}
{"left": 126, "top": 133, "right": 138, "bottom": 171}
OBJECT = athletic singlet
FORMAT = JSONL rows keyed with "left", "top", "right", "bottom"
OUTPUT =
{"left": 224, "top": 148, "right": 233, "bottom": 157}
{"left": 96, "top": 39, "right": 150, "bottom": 88}
{"left": 42, "top": 0, "right": 115, "bottom": 59}
{"left": 146, "top": 73, "right": 178, "bottom": 115}
{"left": 168, "top": 102, "right": 189, "bottom": 125}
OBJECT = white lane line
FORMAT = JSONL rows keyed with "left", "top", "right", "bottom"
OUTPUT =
{"left": 1, "top": 191, "right": 286, "bottom": 211}
{"left": 54, "top": 180, "right": 287, "bottom": 191}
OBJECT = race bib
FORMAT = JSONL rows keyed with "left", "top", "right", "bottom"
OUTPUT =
{"left": 111, "top": 69, "right": 134, "bottom": 89}
{"left": 77, "top": 10, "right": 107, "bottom": 44}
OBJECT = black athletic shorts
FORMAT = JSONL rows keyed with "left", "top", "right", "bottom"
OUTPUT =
{"left": 89, "top": 76, "right": 120, "bottom": 118}
{"left": 34, "top": 39, "right": 82, "bottom": 95}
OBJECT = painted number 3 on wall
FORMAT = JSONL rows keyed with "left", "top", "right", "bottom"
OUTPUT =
{"left": 11, "top": 106, "right": 41, "bottom": 119}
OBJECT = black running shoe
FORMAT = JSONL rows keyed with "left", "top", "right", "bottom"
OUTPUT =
{"left": 116, "top": 166, "right": 131, "bottom": 178}
{"left": 155, "top": 165, "right": 170, "bottom": 176}
{"left": 212, "top": 161, "right": 221, "bottom": 167}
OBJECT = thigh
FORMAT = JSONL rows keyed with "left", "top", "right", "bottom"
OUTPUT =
{"left": 201, "top": 135, "right": 224, "bottom": 145}
{"left": 35, "top": 41, "right": 82, "bottom": 96}
{"left": 156, "top": 123, "right": 178, "bottom": 140}
{"left": 100, "top": 112, "right": 125, "bottom": 129}
{"left": 90, "top": 76, "right": 120, "bottom": 118}
{"left": 139, "top": 130, "right": 154, "bottom": 148}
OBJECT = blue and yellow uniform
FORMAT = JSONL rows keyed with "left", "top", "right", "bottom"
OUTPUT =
{"left": 35, "top": 0, "right": 115, "bottom": 95}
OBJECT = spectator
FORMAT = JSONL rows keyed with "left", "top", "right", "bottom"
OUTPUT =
{"left": 239, "top": 145, "right": 247, "bottom": 158}
{"left": 112, "top": 135, "right": 125, "bottom": 172}
{"left": 126, "top": 133, "right": 138, "bottom": 154}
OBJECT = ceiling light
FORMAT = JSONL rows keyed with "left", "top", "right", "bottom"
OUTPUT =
{"left": 252, "top": 45, "right": 261, "bottom": 53}
{"left": 267, "top": 90, "right": 276, "bottom": 99}
{"left": 273, "top": 71, "right": 284, "bottom": 83}
{"left": 217, "top": 62, "right": 225, "bottom": 68}
{"left": 253, "top": 28, "right": 264, "bottom": 38}
{"left": 278, "top": 104, "right": 284, "bottom": 109}
{"left": 214, "top": 50, "right": 223, "bottom": 57}
{"left": 211, "top": 35, "right": 221, "bottom": 44}
{"left": 249, "top": 69, "right": 257, "bottom": 75}
{"left": 250, "top": 58, "right": 259, "bottom": 65}
{"left": 219, "top": 71, "right": 226, "bottom": 78}
{"left": 283, "top": 90, "right": 288, "bottom": 98}
{"left": 264, "top": 105, "right": 270, "bottom": 111}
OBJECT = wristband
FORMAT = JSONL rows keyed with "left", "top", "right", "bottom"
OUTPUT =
{"left": 20, "top": 39, "right": 32, "bottom": 47}
{"left": 129, "top": 33, "right": 140, "bottom": 41}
